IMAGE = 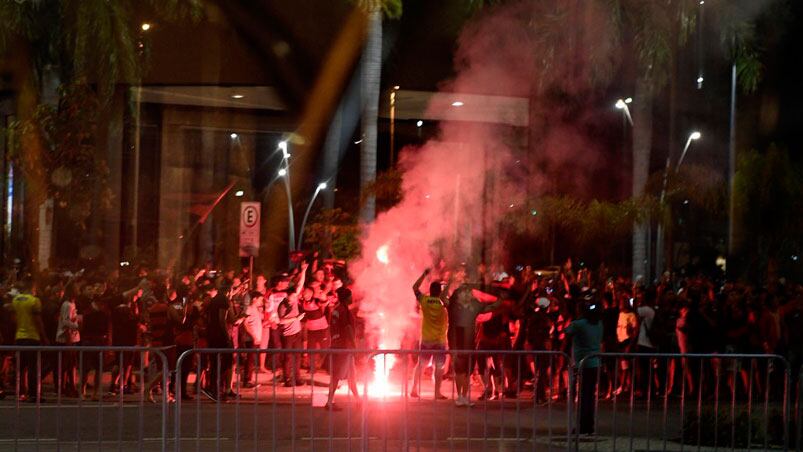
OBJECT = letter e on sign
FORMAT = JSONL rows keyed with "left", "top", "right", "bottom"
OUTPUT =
{"left": 239, "top": 202, "right": 261, "bottom": 257}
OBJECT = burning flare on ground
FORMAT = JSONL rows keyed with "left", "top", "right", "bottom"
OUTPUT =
{"left": 369, "top": 339, "right": 398, "bottom": 398}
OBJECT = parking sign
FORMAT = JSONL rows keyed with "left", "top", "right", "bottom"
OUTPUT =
{"left": 239, "top": 202, "right": 261, "bottom": 257}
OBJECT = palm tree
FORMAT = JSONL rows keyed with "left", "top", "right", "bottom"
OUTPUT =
{"left": 653, "top": 1, "right": 771, "bottom": 276}
{"left": 356, "top": 0, "right": 401, "bottom": 223}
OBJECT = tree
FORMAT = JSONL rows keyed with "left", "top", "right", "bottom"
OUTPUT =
{"left": 302, "top": 208, "right": 361, "bottom": 261}
{"left": 0, "top": 0, "right": 200, "bottom": 269}
{"left": 356, "top": 0, "right": 402, "bottom": 223}
{"left": 733, "top": 146, "right": 802, "bottom": 280}
{"left": 359, "top": 168, "right": 403, "bottom": 214}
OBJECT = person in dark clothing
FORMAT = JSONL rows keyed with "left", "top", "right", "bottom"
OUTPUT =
{"left": 324, "top": 287, "right": 359, "bottom": 410}
{"left": 81, "top": 297, "right": 110, "bottom": 400}
{"left": 517, "top": 288, "right": 554, "bottom": 404}
{"left": 446, "top": 269, "right": 501, "bottom": 407}
{"left": 110, "top": 296, "right": 139, "bottom": 395}
{"left": 476, "top": 300, "right": 512, "bottom": 400}
{"left": 174, "top": 294, "right": 199, "bottom": 399}
{"left": 566, "top": 300, "right": 603, "bottom": 436}
{"left": 202, "top": 283, "right": 234, "bottom": 401}
{"left": 146, "top": 296, "right": 180, "bottom": 401}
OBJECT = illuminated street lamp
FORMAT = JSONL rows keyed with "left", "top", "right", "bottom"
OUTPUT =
{"left": 614, "top": 97, "right": 633, "bottom": 125}
{"left": 297, "top": 182, "right": 329, "bottom": 250}
{"left": 677, "top": 131, "right": 702, "bottom": 169}
{"left": 656, "top": 130, "right": 702, "bottom": 277}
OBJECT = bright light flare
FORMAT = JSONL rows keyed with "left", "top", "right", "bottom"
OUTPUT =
{"left": 376, "top": 244, "right": 390, "bottom": 265}
{"left": 690, "top": 131, "right": 701, "bottom": 140}
{"left": 451, "top": 101, "right": 464, "bottom": 107}
{"left": 368, "top": 340, "right": 399, "bottom": 398}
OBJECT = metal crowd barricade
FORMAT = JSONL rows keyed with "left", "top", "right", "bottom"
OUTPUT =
{"left": 0, "top": 345, "right": 170, "bottom": 451}
{"left": 575, "top": 352, "right": 794, "bottom": 451}
{"left": 173, "top": 348, "right": 572, "bottom": 451}
{"left": 797, "top": 365, "right": 803, "bottom": 452}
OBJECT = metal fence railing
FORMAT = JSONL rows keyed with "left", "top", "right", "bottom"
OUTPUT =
{"left": 2, "top": 346, "right": 801, "bottom": 451}
{"left": 173, "top": 348, "right": 572, "bottom": 451}
{"left": 575, "top": 352, "right": 798, "bottom": 451}
{"left": 0, "top": 345, "right": 170, "bottom": 451}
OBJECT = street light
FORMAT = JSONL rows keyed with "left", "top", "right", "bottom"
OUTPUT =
{"left": 614, "top": 97, "right": 633, "bottom": 125}
{"left": 656, "top": 129, "right": 702, "bottom": 278}
{"left": 297, "top": 182, "right": 329, "bottom": 249}
{"left": 678, "top": 131, "right": 702, "bottom": 169}
{"left": 279, "top": 141, "right": 289, "bottom": 158}
{"left": 277, "top": 140, "right": 295, "bottom": 253}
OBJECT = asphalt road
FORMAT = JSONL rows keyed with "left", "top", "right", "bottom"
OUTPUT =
{"left": 0, "top": 371, "right": 789, "bottom": 451}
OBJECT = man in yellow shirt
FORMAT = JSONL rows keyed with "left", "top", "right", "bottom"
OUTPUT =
{"left": 7, "top": 278, "right": 49, "bottom": 402}
{"left": 410, "top": 268, "right": 448, "bottom": 400}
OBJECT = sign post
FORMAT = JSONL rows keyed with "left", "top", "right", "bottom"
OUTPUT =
{"left": 239, "top": 202, "right": 261, "bottom": 289}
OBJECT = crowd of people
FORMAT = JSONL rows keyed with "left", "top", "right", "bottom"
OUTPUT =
{"left": 409, "top": 260, "right": 802, "bottom": 406}
{"left": 0, "top": 256, "right": 800, "bottom": 416}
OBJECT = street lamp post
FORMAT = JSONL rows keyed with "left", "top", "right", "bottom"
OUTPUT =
{"left": 615, "top": 97, "right": 636, "bottom": 272}
{"left": 655, "top": 130, "right": 701, "bottom": 278}
{"left": 277, "top": 141, "right": 295, "bottom": 254}
{"left": 297, "top": 182, "right": 328, "bottom": 250}
{"left": 615, "top": 97, "right": 633, "bottom": 197}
